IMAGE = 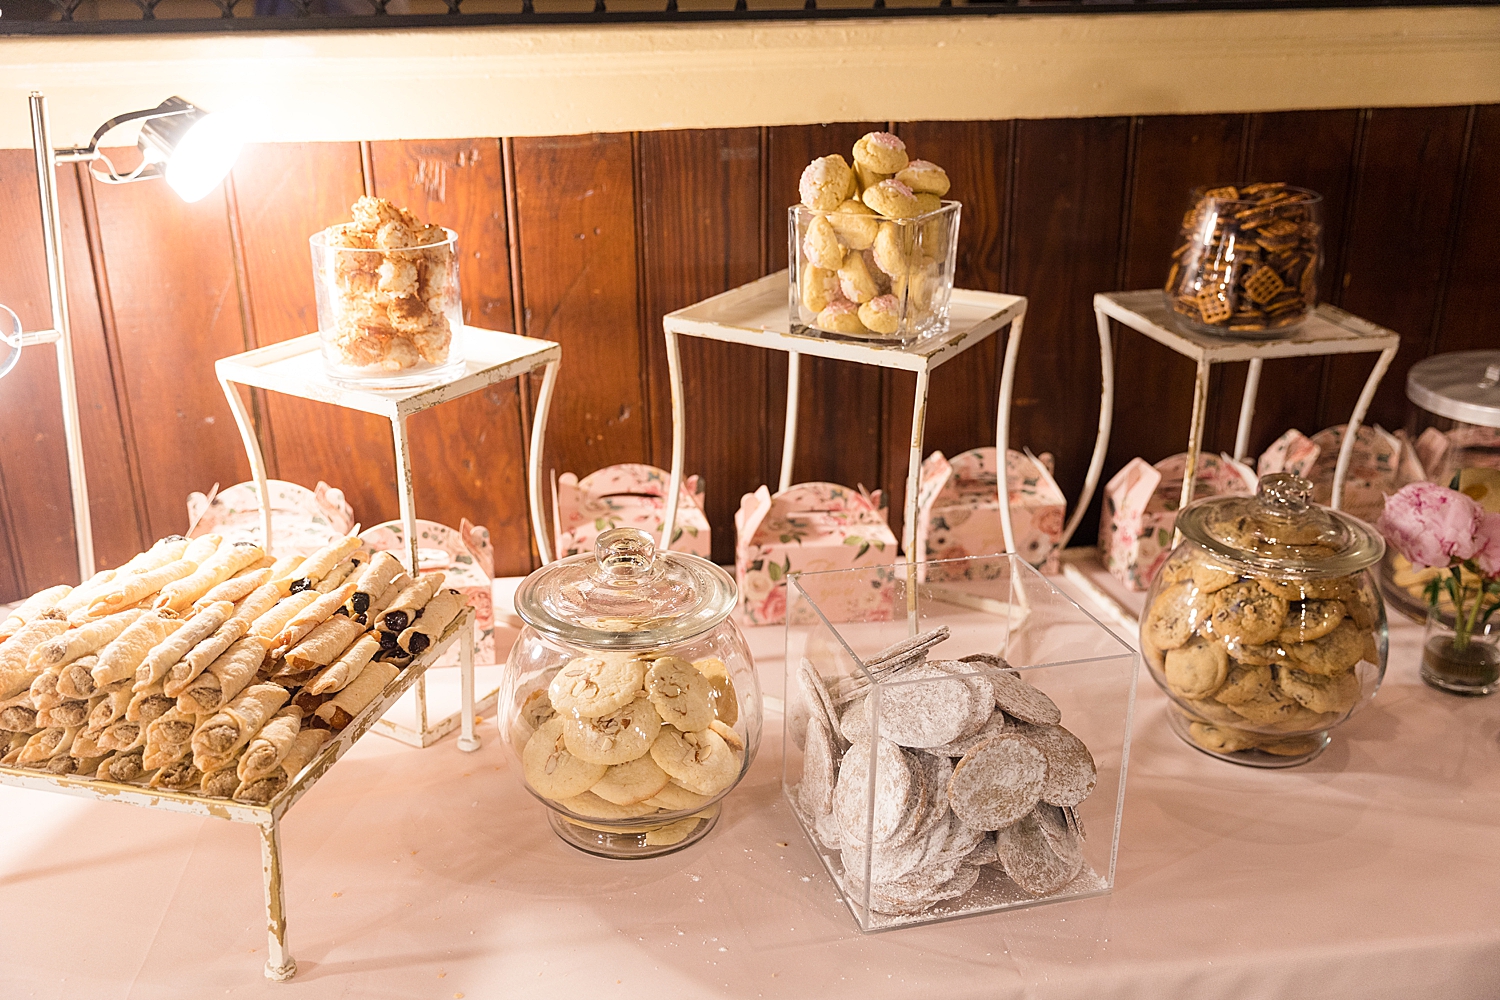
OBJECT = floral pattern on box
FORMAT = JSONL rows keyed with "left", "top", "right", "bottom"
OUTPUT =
{"left": 186, "top": 480, "right": 354, "bottom": 555}
{"left": 735, "top": 482, "right": 897, "bottom": 626}
{"left": 1099, "top": 452, "right": 1258, "bottom": 591}
{"left": 913, "top": 448, "right": 1066, "bottom": 580}
{"left": 361, "top": 518, "right": 495, "bottom": 666}
{"left": 553, "top": 463, "right": 710, "bottom": 559}
{"left": 1257, "top": 423, "right": 1424, "bottom": 526}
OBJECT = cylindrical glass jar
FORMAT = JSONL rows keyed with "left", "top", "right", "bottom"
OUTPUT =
{"left": 310, "top": 226, "right": 464, "bottom": 389}
{"left": 789, "top": 201, "right": 960, "bottom": 343}
{"left": 1164, "top": 184, "right": 1322, "bottom": 339}
{"left": 500, "top": 527, "right": 763, "bottom": 858}
{"left": 1140, "top": 474, "right": 1387, "bottom": 767}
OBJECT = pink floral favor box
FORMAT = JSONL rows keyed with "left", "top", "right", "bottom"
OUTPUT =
{"left": 734, "top": 482, "right": 897, "bottom": 626}
{"left": 186, "top": 479, "right": 354, "bottom": 555}
{"left": 913, "top": 447, "right": 1067, "bottom": 580}
{"left": 1099, "top": 452, "right": 1257, "bottom": 591}
{"left": 361, "top": 518, "right": 496, "bottom": 666}
{"left": 553, "top": 463, "right": 711, "bottom": 559}
{"left": 1258, "top": 424, "right": 1425, "bottom": 526}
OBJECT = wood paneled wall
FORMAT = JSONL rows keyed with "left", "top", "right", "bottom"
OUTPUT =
{"left": 0, "top": 106, "right": 1495, "bottom": 601}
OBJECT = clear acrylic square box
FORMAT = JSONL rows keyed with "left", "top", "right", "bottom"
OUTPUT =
{"left": 783, "top": 554, "right": 1136, "bottom": 931}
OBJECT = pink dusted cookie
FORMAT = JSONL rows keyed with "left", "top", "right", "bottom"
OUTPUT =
{"left": 914, "top": 192, "right": 943, "bottom": 217}
{"left": 828, "top": 199, "right": 880, "bottom": 251}
{"left": 816, "top": 299, "right": 868, "bottom": 336}
{"left": 853, "top": 131, "right": 910, "bottom": 175}
{"left": 895, "top": 159, "right": 951, "bottom": 197}
{"left": 873, "top": 222, "right": 915, "bottom": 278}
{"left": 862, "top": 179, "right": 921, "bottom": 220}
{"left": 800, "top": 261, "right": 840, "bottom": 313}
{"left": 837, "top": 252, "right": 880, "bottom": 304}
{"left": 802, "top": 215, "right": 845, "bottom": 270}
{"left": 800, "top": 155, "right": 855, "bottom": 212}
{"left": 858, "top": 294, "right": 902, "bottom": 336}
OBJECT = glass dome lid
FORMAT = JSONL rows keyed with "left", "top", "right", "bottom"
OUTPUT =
{"left": 1406, "top": 350, "right": 1500, "bottom": 429}
{"left": 1174, "top": 473, "right": 1385, "bottom": 578}
{"left": 513, "top": 527, "right": 738, "bottom": 650}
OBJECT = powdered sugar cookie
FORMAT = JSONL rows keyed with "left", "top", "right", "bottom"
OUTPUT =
{"left": 523, "top": 717, "right": 607, "bottom": 799}
{"left": 948, "top": 734, "right": 1046, "bottom": 831}
{"left": 548, "top": 653, "right": 646, "bottom": 719}
{"left": 995, "top": 808, "right": 1083, "bottom": 897}
{"left": 562, "top": 695, "right": 661, "bottom": 765}
{"left": 800, "top": 154, "right": 854, "bottom": 212}
{"left": 859, "top": 295, "right": 902, "bottom": 336}
{"left": 920, "top": 709, "right": 1005, "bottom": 758}
{"left": 837, "top": 252, "right": 880, "bottom": 304}
{"left": 833, "top": 738, "right": 914, "bottom": 847}
{"left": 839, "top": 692, "right": 874, "bottom": 744}
{"left": 650, "top": 726, "right": 740, "bottom": 797}
{"left": 798, "top": 711, "right": 837, "bottom": 819}
{"left": 862, "top": 179, "right": 921, "bottom": 220}
{"left": 800, "top": 261, "right": 839, "bottom": 313}
{"left": 1015, "top": 723, "right": 1096, "bottom": 807}
{"left": 816, "top": 299, "right": 867, "bottom": 335}
{"left": 645, "top": 656, "right": 715, "bottom": 733}
{"left": 829, "top": 199, "right": 880, "bottom": 250}
{"left": 877, "top": 662, "right": 978, "bottom": 748}
{"left": 590, "top": 753, "right": 671, "bottom": 805}
{"left": 895, "top": 159, "right": 950, "bottom": 196}
{"left": 987, "top": 670, "right": 1062, "bottom": 726}
{"left": 802, "top": 214, "right": 845, "bottom": 270}
{"left": 867, "top": 625, "right": 951, "bottom": 673}
{"left": 1164, "top": 639, "right": 1229, "bottom": 699}
{"left": 798, "top": 657, "right": 843, "bottom": 743}
{"left": 853, "top": 131, "right": 910, "bottom": 175}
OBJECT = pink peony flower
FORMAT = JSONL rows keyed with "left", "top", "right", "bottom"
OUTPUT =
{"left": 759, "top": 584, "right": 787, "bottom": 623}
{"left": 1473, "top": 512, "right": 1500, "bottom": 577}
{"left": 1376, "top": 481, "right": 1484, "bottom": 569}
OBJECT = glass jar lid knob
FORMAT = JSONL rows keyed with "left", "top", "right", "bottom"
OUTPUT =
{"left": 594, "top": 527, "right": 658, "bottom": 587}
{"left": 1258, "top": 472, "right": 1312, "bottom": 515}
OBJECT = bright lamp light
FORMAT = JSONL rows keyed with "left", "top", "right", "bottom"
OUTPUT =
{"left": 56, "top": 95, "right": 243, "bottom": 201}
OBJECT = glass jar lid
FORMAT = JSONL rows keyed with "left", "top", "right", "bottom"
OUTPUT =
{"left": 1407, "top": 350, "right": 1500, "bottom": 429}
{"left": 1174, "top": 473, "right": 1385, "bottom": 577}
{"left": 513, "top": 527, "right": 737, "bottom": 650}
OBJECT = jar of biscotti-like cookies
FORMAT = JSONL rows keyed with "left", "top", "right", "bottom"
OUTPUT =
{"left": 500, "top": 527, "right": 762, "bottom": 858}
{"left": 1140, "top": 473, "right": 1387, "bottom": 767}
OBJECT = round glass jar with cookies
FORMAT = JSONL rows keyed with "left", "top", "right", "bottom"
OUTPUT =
{"left": 1139, "top": 473, "right": 1387, "bottom": 767}
{"left": 500, "top": 527, "right": 761, "bottom": 858}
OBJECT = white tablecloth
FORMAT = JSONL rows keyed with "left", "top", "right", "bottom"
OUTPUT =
{"left": 3, "top": 561, "right": 1498, "bottom": 1000}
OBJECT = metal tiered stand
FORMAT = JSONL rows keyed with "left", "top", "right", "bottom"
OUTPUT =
{"left": 216, "top": 330, "right": 561, "bottom": 748}
{"left": 1060, "top": 289, "right": 1400, "bottom": 628}
{"left": 658, "top": 271, "right": 1029, "bottom": 570}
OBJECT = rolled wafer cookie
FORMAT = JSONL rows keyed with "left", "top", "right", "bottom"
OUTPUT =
{"left": 236, "top": 706, "right": 303, "bottom": 784}
{"left": 0, "top": 585, "right": 73, "bottom": 640}
{"left": 0, "top": 612, "right": 70, "bottom": 700}
{"left": 29, "top": 609, "right": 145, "bottom": 671}
{"left": 155, "top": 543, "right": 265, "bottom": 612}
{"left": 375, "top": 573, "right": 444, "bottom": 634}
{"left": 181, "top": 534, "right": 224, "bottom": 565}
{"left": 245, "top": 592, "right": 319, "bottom": 648}
{"left": 307, "top": 633, "right": 380, "bottom": 695}
{"left": 116, "top": 536, "right": 190, "bottom": 577}
{"left": 192, "top": 682, "right": 290, "bottom": 769}
{"left": 85, "top": 560, "right": 198, "bottom": 619}
{"left": 134, "top": 601, "right": 235, "bottom": 691}
{"left": 291, "top": 537, "right": 362, "bottom": 590}
{"left": 232, "top": 728, "right": 327, "bottom": 804}
{"left": 269, "top": 583, "right": 357, "bottom": 658}
{"left": 346, "top": 551, "right": 404, "bottom": 619}
{"left": 176, "top": 636, "right": 265, "bottom": 716}
{"left": 283, "top": 615, "right": 367, "bottom": 673}
{"left": 396, "top": 588, "right": 465, "bottom": 655}
{"left": 91, "top": 612, "right": 183, "bottom": 687}
{"left": 314, "top": 661, "right": 399, "bottom": 729}
{"left": 52, "top": 570, "right": 120, "bottom": 618}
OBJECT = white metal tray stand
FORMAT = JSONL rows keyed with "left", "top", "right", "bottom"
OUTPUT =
{"left": 216, "top": 330, "right": 561, "bottom": 749}
{"left": 1060, "top": 289, "right": 1400, "bottom": 626}
{"left": 658, "top": 271, "right": 1029, "bottom": 574}
{"left": 0, "top": 608, "right": 474, "bottom": 982}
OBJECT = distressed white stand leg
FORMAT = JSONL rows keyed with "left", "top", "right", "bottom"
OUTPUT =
{"left": 662, "top": 329, "right": 686, "bottom": 551}
{"left": 1330, "top": 345, "right": 1398, "bottom": 511}
{"left": 529, "top": 360, "right": 560, "bottom": 565}
{"left": 390, "top": 413, "right": 430, "bottom": 737}
{"left": 1176, "top": 359, "right": 1214, "bottom": 543}
{"left": 779, "top": 351, "right": 801, "bottom": 493}
{"left": 904, "top": 365, "right": 933, "bottom": 629}
{"left": 1233, "top": 357, "right": 1264, "bottom": 463}
{"left": 1059, "top": 300, "right": 1116, "bottom": 548}
{"left": 457, "top": 617, "right": 479, "bottom": 752}
{"left": 993, "top": 315, "right": 1024, "bottom": 558}
{"left": 259, "top": 820, "right": 296, "bottom": 981}
{"left": 220, "top": 377, "right": 275, "bottom": 553}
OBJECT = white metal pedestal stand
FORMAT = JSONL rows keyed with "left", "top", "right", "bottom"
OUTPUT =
{"left": 216, "top": 330, "right": 560, "bottom": 750}
{"left": 1060, "top": 289, "right": 1400, "bottom": 629}
{"left": 659, "top": 271, "right": 1028, "bottom": 569}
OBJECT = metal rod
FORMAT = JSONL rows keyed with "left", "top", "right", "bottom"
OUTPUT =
{"left": 780, "top": 350, "right": 800, "bottom": 493}
{"left": 904, "top": 364, "right": 932, "bottom": 631}
{"left": 1233, "top": 356, "right": 1263, "bottom": 462}
{"left": 1176, "top": 359, "right": 1213, "bottom": 546}
{"left": 457, "top": 616, "right": 479, "bottom": 752}
{"left": 219, "top": 374, "right": 274, "bottom": 553}
{"left": 30, "top": 92, "right": 94, "bottom": 583}
{"left": 529, "top": 359, "right": 559, "bottom": 565}
{"left": 994, "top": 314, "right": 1023, "bottom": 558}
{"left": 1331, "top": 345, "right": 1397, "bottom": 511}
{"left": 661, "top": 329, "right": 686, "bottom": 552}
{"left": 259, "top": 820, "right": 296, "bottom": 981}
{"left": 392, "top": 413, "right": 419, "bottom": 575}
{"left": 1060, "top": 300, "right": 1114, "bottom": 548}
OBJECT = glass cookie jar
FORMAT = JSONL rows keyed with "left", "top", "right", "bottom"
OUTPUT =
{"left": 1140, "top": 473, "right": 1387, "bottom": 767}
{"left": 500, "top": 527, "right": 762, "bottom": 858}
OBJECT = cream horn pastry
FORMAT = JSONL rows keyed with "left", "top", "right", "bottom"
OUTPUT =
{"left": 237, "top": 706, "right": 303, "bottom": 784}
{"left": 269, "top": 583, "right": 357, "bottom": 658}
{"left": 17, "top": 725, "right": 82, "bottom": 765}
{"left": 346, "top": 551, "right": 404, "bottom": 620}
{"left": 134, "top": 601, "right": 234, "bottom": 691}
{"left": 55, "top": 655, "right": 101, "bottom": 700}
{"left": 52, "top": 569, "right": 119, "bottom": 618}
{"left": 68, "top": 726, "right": 106, "bottom": 760}
{"left": 314, "top": 661, "right": 399, "bottom": 729}
{"left": 30, "top": 609, "right": 146, "bottom": 671}
{"left": 29, "top": 665, "right": 65, "bottom": 712}
{"left": 144, "top": 704, "right": 200, "bottom": 763}
{"left": 85, "top": 559, "right": 198, "bottom": 619}
{"left": 155, "top": 542, "right": 265, "bottom": 613}
{"left": 39, "top": 697, "right": 91, "bottom": 729}
{"left": 192, "top": 568, "right": 270, "bottom": 612}
{"left": 282, "top": 616, "right": 366, "bottom": 675}
{"left": 290, "top": 537, "right": 362, "bottom": 591}
{"left": 0, "top": 703, "right": 38, "bottom": 733}
{"left": 91, "top": 611, "right": 183, "bottom": 687}
{"left": 0, "top": 585, "right": 72, "bottom": 640}
{"left": 94, "top": 746, "right": 149, "bottom": 783}
{"left": 245, "top": 592, "right": 318, "bottom": 649}
{"left": 397, "top": 588, "right": 465, "bottom": 656}
{"left": 314, "top": 553, "right": 364, "bottom": 593}
{"left": 375, "top": 572, "right": 444, "bottom": 635}
{"left": 125, "top": 678, "right": 176, "bottom": 724}
{"left": 149, "top": 757, "right": 202, "bottom": 790}
{"left": 266, "top": 554, "right": 306, "bottom": 593}
{"left": 97, "top": 717, "right": 143, "bottom": 753}
{"left": 177, "top": 637, "right": 265, "bottom": 716}
{"left": 0, "top": 610, "right": 69, "bottom": 699}
{"left": 200, "top": 749, "right": 247, "bottom": 797}
{"left": 192, "top": 683, "right": 289, "bottom": 765}
{"left": 86, "top": 683, "right": 134, "bottom": 732}
{"left": 233, "top": 728, "right": 327, "bottom": 804}
{"left": 308, "top": 633, "right": 380, "bottom": 695}
{"left": 181, "top": 534, "right": 224, "bottom": 565}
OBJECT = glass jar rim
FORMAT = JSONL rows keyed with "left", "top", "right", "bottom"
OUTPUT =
{"left": 1186, "top": 184, "right": 1322, "bottom": 209}
{"left": 790, "top": 200, "right": 961, "bottom": 223}
{"left": 309, "top": 225, "right": 457, "bottom": 252}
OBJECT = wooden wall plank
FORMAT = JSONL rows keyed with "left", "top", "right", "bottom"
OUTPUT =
{"left": 1435, "top": 105, "right": 1500, "bottom": 355}
{"left": 638, "top": 128, "right": 767, "bottom": 564}
{"left": 1324, "top": 106, "right": 1471, "bottom": 432}
{"left": 511, "top": 133, "right": 649, "bottom": 540}
{"left": 765, "top": 123, "right": 885, "bottom": 494}
{"left": 369, "top": 138, "right": 533, "bottom": 575}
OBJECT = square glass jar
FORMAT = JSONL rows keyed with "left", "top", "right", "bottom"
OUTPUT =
{"left": 789, "top": 202, "right": 960, "bottom": 344}
{"left": 784, "top": 554, "right": 1136, "bottom": 931}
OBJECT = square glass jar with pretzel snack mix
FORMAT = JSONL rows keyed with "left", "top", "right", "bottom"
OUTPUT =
{"left": 783, "top": 553, "right": 1135, "bottom": 931}
{"left": 1164, "top": 183, "right": 1323, "bottom": 339}
{"left": 788, "top": 131, "right": 961, "bottom": 343}
{"left": 311, "top": 197, "right": 465, "bottom": 388}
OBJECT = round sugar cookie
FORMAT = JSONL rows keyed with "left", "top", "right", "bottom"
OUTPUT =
{"left": 645, "top": 779, "right": 714, "bottom": 812}
{"left": 649, "top": 726, "right": 740, "bottom": 797}
{"left": 692, "top": 656, "right": 739, "bottom": 726}
{"left": 645, "top": 655, "right": 715, "bottom": 733}
{"left": 590, "top": 753, "right": 672, "bottom": 805}
{"left": 895, "top": 160, "right": 951, "bottom": 197}
{"left": 828, "top": 199, "right": 880, "bottom": 250}
{"left": 948, "top": 734, "right": 1046, "bottom": 831}
{"left": 802, "top": 215, "right": 844, "bottom": 270}
{"left": 523, "top": 717, "right": 608, "bottom": 800}
{"left": 852, "top": 131, "right": 909, "bottom": 175}
{"left": 837, "top": 252, "right": 880, "bottom": 304}
{"left": 859, "top": 295, "right": 902, "bottom": 337}
{"left": 548, "top": 653, "right": 647, "bottom": 719}
{"left": 556, "top": 790, "right": 659, "bottom": 821}
{"left": 800, "top": 154, "right": 854, "bottom": 212}
{"left": 816, "top": 299, "right": 867, "bottom": 335}
{"left": 562, "top": 695, "right": 661, "bottom": 765}
{"left": 862, "top": 179, "right": 921, "bottom": 220}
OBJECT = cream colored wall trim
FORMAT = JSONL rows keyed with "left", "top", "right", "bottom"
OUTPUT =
{"left": 2, "top": 7, "right": 1498, "bottom": 149}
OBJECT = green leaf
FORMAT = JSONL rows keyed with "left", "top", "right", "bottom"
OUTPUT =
{"left": 856, "top": 542, "right": 870, "bottom": 560}
{"left": 843, "top": 536, "right": 862, "bottom": 546}
{"left": 671, "top": 527, "right": 683, "bottom": 543}
{"left": 768, "top": 562, "right": 783, "bottom": 582}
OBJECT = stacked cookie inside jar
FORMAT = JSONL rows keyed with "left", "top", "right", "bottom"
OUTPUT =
{"left": 791, "top": 132, "right": 960, "bottom": 341}
{"left": 1140, "top": 474, "right": 1388, "bottom": 766}
{"left": 792, "top": 626, "right": 1102, "bottom": 922}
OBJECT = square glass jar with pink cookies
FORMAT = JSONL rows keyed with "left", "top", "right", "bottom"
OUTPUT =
{"left": 789, "top": 131, "right": 961, "bottom": 343}
{"left": 783, "top": 553, "right": 1135, "bottom": 931}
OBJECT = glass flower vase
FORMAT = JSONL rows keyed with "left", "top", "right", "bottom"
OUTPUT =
{"left": 1420, "top": 611, "right": 1500, "bottom": 696}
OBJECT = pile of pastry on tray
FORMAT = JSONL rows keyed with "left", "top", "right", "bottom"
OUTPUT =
{"left": 0, "top": 534, "right": 468, "bottom": 802}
